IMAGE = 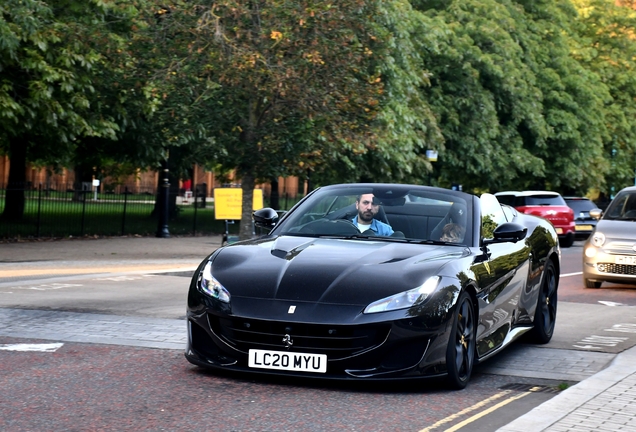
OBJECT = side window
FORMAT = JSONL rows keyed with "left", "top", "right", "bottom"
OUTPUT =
{"left": 496, "top": 194, "right": 514, "bottom": 206}
{"left": 513, "top": 196, "right": 525, "bottom": 207}
{"left": 480, "top": 193, "right": 507, "bottom": 238}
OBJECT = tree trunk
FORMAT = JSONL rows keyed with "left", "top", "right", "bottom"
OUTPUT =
{"left": 239, "top": 172, "right": 255, "bottom": 240}
{"left": 270, "top": 178, "right": 279, "bottom": 210}
{"left": 72, "top": 164, "right": 93, "bottom": 202}
{"left": 306, "top": 169, "right": 313, "bottom": 195}
{"left": 2, "top": 137, "right": 27, "bottom": 221}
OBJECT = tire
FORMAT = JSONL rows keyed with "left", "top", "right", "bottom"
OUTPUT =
{"left": 445, "top": 291, "right": 476, "bottom": 390}
{"left": 529, "top": 260, "right": 558, "bottom": 344}
{"left": 585, "top": 279, "right": 602, "bottom": 289}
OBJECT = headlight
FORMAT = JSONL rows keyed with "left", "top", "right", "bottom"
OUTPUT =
{"left": 584, "top": 247, "right": 597, "bottom": 258}
{"left": 591, "top": 232, "right": 605, "bottom": 247}
{"left": 364, "top": 276, "right": 440, "bottom": 314}
{"left": 199, "top": 261, "right": 230, "bottom": 303}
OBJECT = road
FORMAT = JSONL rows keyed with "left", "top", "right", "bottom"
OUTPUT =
{"left": 551, "top": 241, "right": 636, "bottom": 355}
{"left": 0, "top": 237, "right": 635, "bottom": 431}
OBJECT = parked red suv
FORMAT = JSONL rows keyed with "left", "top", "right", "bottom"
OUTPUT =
{"left": 495, "top": 191, "right": 575, "bottom": 247}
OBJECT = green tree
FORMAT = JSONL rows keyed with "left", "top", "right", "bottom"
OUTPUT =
{"left": 314, "top": 0, "right": 443, "bottom": 186}
{"left": 571, "top": 0, "right": 636, "bottom": 195}
{"left": 182, "top": 0, "right": 389, "bottom": 239}
{"left": 412, "top": 0, "right": 611, "bottom": 193}
{"left": 0, "top": 0, "right": 138, "bottom": 219}
{"left": 134, "top": 2, "right": 228, "bottom": 224}
{"left": 515, "top": 0, "right": 610, "bottom": 193}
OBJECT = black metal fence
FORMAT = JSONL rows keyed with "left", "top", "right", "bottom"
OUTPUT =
{"left": 0, "top": 182, "right": 221, "bottom": 239}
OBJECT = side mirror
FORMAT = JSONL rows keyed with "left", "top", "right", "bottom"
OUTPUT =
{"left": 482, "top": 222, "right": 527, "bottom": 247}
{"left": 589, "top": 208, "right": 603, "bottom": 220}
{"left": 253, "top": 207, "right": 279, "bottom": 229}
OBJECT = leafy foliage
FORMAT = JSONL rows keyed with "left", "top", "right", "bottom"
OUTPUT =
{"left": 570, "top": 0, "right": 636, "bottom": 195}
{"left": 0, "top": 0, "right": 143, "bottom": 218}
{"left": 3, "top": 0, "right": 636, "bottom": 228}
{"left": 411, "top": 0, "right": 612, "bottom": 193}
{"left": 183, "top": 0, "right": 390, "bottom": 237}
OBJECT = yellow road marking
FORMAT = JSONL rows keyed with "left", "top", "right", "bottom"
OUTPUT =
{"left": 442, "top": 391, "right": 532, "bottom": 432}
{"left": 418, "top": 390, "right": 512, "bottom": 432}
{"left": 0, "top": 263, "right": 197, "bottom": 278}
{"left": 419, "top": 389, "right": 533, "bottom": 432}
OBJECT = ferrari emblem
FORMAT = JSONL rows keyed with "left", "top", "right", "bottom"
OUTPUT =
{"left": 282, "top": 334, "right": 293, "bottom": 348}
{"left": 484, "top": 262, "right": 491, "bottom": 275}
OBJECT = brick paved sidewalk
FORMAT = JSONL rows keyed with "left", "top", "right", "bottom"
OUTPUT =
{"left": 498, "top": 344, "right": 636, "bottom": 432}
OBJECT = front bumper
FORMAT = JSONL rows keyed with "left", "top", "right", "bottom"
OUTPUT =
{"left": 185, "top": 309, "right": 451, "bottom": 380}
{"left": 583, "top": 249, "right": 636, "bottom": 285}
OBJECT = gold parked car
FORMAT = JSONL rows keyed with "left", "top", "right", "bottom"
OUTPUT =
{"left": 583, "top": 186, "right": 636, "bottom": 288}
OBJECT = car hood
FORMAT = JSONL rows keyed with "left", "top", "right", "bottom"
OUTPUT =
{"left": 595, "top": 219, "right": 636, "bottom": 241}
{"left": 209, "top": 236, "right": 467, "bottom": 306}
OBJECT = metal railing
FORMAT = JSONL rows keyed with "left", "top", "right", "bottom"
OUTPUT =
{"left": 0, "top": 182, "right": 218, "bottom": 239}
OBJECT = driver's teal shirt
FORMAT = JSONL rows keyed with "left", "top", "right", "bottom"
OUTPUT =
{"left": 352, "top": 216, "right": 394, "bottom": 236}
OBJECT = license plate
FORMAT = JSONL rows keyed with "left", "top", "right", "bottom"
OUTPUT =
{"left": 616, "top": 256, "right": 636, "bottom": 265}
{"left": 248, "top": 349, "right": 327, "bottom": 373}
{"left": 575, "top": 225, "right": 593, "bottom": 231}
{"left": 555, "top": 228, "right": 563, "bottom": 234}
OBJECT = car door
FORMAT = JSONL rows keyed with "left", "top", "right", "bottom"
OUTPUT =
{"left": 472, "top": 194, "right": 531, "bottom": 357}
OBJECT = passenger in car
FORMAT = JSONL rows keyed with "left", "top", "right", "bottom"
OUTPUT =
{"left": 440, "top": 223, "right": 465, "bottom": 242}
{"left": 353, "top": 193, "right": 394, "bottom": 236}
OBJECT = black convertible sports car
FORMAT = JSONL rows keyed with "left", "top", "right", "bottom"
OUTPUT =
{"left": 186, "top": 183, "right": 560, "bottom": 389}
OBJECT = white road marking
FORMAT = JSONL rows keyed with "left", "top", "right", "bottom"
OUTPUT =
{"left": 94, "top": 276, "right": 146, "bottom": 281}
{"left": 7, "top": 283, "right": 84, "bottom": 291}
{"left": 606, "top": 323, "right": 636, "bottom": 333}
{"left": 598, "top": 301, "right": 627, "bottom": 307}
{"left": 573, "top": 335, "right": 629, "bottom": 350}
{"left": 0, "top": 343, "right": 64, "bottom": 352}
{"left": 561, "top": 272, "right": 582, "bottom": 277}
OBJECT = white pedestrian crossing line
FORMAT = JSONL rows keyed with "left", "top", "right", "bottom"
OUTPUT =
{"left": 0, "top": 342, "right": 64, "bottom": 352}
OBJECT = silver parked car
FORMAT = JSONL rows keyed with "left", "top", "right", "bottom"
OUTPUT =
{"left": 583, "top": 186, "right": 636, "bottom": 288}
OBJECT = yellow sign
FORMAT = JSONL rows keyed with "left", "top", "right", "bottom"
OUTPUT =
{"left": 214, "top": 188, "right": 264, "bottom": 220}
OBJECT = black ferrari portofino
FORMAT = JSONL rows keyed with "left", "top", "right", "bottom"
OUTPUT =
{"left": 186, "top": 184, "right": 560, "bottom": 389}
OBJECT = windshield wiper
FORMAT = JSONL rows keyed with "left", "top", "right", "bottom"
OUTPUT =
{"left": 340, "top": 234, "right": 390, "bottom": 240}
{"left": 283, "top": 232, "right": 460, "bottom": 245}
{"left": 344, "top": 235, "right": 458, "bottom": 245}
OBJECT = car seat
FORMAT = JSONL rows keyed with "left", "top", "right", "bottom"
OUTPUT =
{"left": 430, "top": 202, "right": 467, "bottom": 241}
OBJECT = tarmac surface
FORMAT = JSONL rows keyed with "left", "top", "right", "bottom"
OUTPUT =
{"left": 1, "top": 235, "right": 636, "bottom": 431}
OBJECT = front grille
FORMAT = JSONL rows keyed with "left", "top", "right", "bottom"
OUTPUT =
{"left": 209, "top": 315, "right": 391, "bottom": 360}
{"left": 597, "top": 263, "right": 636, "bottom": 276}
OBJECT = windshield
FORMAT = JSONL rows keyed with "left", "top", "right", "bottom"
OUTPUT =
{"left": 271, "top": 184, "right": 474, "bottom": 246}
{"left": 566, "top": 199, "right": 596, "bottom": 214}
{"left": 524, "top": 194, "right": 566, "bottom": 206}
{"left": 603, "top": 191, "right": 636, "bottom": 221}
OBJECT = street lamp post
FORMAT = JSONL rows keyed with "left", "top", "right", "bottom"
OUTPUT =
{"left": 156, "top": 158, "right": 170, "bottom": 238}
